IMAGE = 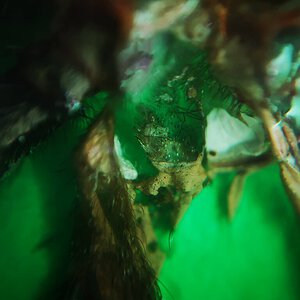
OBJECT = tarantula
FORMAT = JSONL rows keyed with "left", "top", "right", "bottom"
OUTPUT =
{"left": 1, "top": 0, "right": 300, "bottom": 299}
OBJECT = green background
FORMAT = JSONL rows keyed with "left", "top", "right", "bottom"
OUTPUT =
{"left": 159, "top": 165, "right": 300, "bottom": 300}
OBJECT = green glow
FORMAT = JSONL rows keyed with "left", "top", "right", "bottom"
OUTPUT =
{"left": 159, "top": 165, "right": 300, "bottom": 300}
{"left": 0, "top": 94, "right": 108, "bottom": 299}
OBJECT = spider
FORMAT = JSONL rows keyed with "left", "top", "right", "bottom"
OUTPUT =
{"left": 1, "top": 1, "right": 300, "bottom": 299}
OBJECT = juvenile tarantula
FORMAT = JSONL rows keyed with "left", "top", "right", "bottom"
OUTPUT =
{"left": 2, "top": 0, "right": 300, "bottom": 299}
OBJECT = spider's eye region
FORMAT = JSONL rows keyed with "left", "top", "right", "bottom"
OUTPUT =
{"left": 64, "top": 91, "right": 81, "bottom": 113}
